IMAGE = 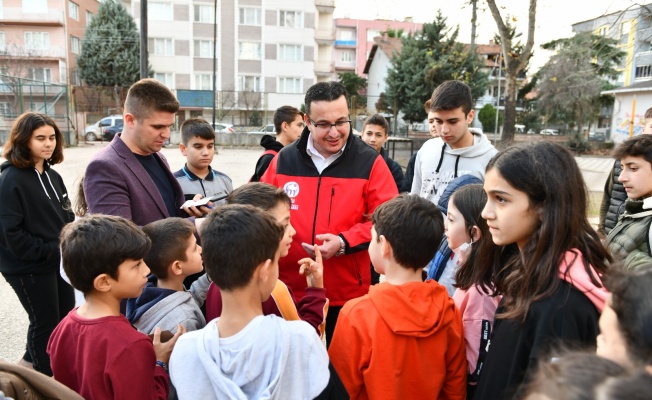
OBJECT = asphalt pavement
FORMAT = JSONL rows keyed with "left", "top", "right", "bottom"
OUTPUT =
{"left": 0, "top": 141, "right": 615, "bottom": 363}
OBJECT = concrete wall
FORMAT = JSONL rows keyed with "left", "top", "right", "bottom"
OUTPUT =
{"left": 609, "top": 91, "right": 652, "bottom": 143}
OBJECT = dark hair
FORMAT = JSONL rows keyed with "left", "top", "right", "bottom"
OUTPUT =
{"left": 363, "top": 114, "right": 389, "bottom": 135}
{"left": 613, "top": 134, "right": 652, "bottom": 166}
{"left": 524, "top": 352, "right": 626, "bottom": 400}
{"left": 2, "top": 112, "right": 65, "bottom": 168}
{"left": 124, "top": 78, "right": 180, "bottom": 120}
{"left": 449, "top": 185, "right": 496, "bottom": 292}
{"left": 595, "top": 370, "right": 652, "bottom": 400}
{"left": 429, "top": 80, "right": 474, "bottom": 116}
{"left": 227, "top": 182, "right": 291, "bottom": 210}
{"left": 645, "top": 107, "right": 652, "bottom": 120}
{"left": 482, "top": 141, "right": 610, "bottom": 321}
{"left": 424, "top": 99, "right": 432, "bottom": 113}
{"left": 274, "top": 106, "right": 303, "bottom": 134}
{"left": 73, "top": 176, "right": 88, "bottom": 217}
{"left": 604, "top": 269, "right": 652, "bottom": 366}
{"left": 180, "top": 117, "right": 215, "bottom": 145}
{"left": 200, "top": 204, "right": 284, "bottom": 290}
{"left": 304, "top": 81, "right": 348, "bottom": 117}
{"left": 372, "top": 194, "right": 444, "bottom": 270}
{"left": 60, "top": 215, "right": 151, "bottom": 295}
{"left": 142, "top": 218, "right": 196, "bottom": 279}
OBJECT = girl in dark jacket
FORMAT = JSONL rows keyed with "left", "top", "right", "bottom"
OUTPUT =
{"left": 0, "top": 112, "right": 75, "bottom": 375}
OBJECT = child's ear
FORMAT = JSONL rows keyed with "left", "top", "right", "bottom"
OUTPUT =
{"left": 379, "top": 235, "right": 392, "bottom": 258}
{"left": 179, "top": 143, "right": 188, "bottom": 156}
{"left": 169, "top": 260, "right": 183, "bottom": 276}
{"left": 257, "top": 259, "right": 273, "bottom": 282}
{"left": 471, "top": 226, "right": 482, "bottom": 243}
{"left": 93, "top": 273, "right": 113, "bottom": 293}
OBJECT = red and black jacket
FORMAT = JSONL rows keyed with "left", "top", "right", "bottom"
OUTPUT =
{"left": 261, "top": 127, "right": 398, "bottom": 306}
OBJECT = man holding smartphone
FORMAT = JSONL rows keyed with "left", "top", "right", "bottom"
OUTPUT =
{"left": 84, "top": 79, "right": 209, "bottom": 227}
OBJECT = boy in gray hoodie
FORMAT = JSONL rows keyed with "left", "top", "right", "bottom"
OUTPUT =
{"left": 126, "top": 217, "right": 209, "bottom": 333}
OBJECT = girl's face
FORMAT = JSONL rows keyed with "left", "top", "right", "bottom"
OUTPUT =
{"left": 28, "top": 125, "right": 57, "bottom": 165}
{"left": 482, "top": 168, "right": 540, "bottom": 250}
{"left": 596, "top": 296, "right": 630, "bottom": 367}
{"left": 445, "top": 200, "right": 471, "bottom": 250}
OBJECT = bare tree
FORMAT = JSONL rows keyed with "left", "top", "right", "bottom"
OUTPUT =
{"left": 486, "top": 0, "right": 537, "bottom": 142}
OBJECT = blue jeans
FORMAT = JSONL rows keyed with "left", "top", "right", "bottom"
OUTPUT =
{"left": 3, "top": 271, "right": 74, "bottom": 376}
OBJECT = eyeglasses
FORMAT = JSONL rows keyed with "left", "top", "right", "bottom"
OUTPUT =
{"left": 308, "top": 118, "right": 351, "bottom": 132}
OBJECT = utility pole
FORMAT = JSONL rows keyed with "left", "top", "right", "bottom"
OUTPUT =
{"left": 140, "top": 0, "right": 148, "bottom": 79}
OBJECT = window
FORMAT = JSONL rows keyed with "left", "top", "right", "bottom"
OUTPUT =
{"left": 621, "top": 21, "right": 631, "bottom": 36}
{"left": 69, "top": 1, "right": 79, "bottom": 20}
{"left": 86, "top": 11, "right": 93, "bottom": 27}
{"left": 636, "top": 65, "right": 652, "bottom": 78}
{"left": 153, "top": 72, "right": 173, "bottom": 88}
{"left": 0, "top": 32, "right": 4, "bottom": 52}
{"left": 149, "top": 2, "right": 173, "bottom": 21}
{"left": 279, "top": 10, "right": 302, "bottom": 28}
{"left": 278, "top": 44, "right": 302, "bottom": 61}
{"left": 149, "top": 38, "right": 173, "bottom": 56}
{"left": 22, "top": 0, "right": 46, "bottom": 13}
{"left": 340, "top": 51, "right": 353, "bottom": 62}
{"left": 70, "top": 69, "right": 80, "bottom": 85}
{"left": 194, "top": 40, "right": 214, "bottom": 58}
{"left": 239, "top": 7, "right": 261, "bottom": 25}
{"left": 194, "top": 4, "right": 214, "bottom": 23}
{"left": 195, "top": 74, "right": 212, "bottom": 90}
{"left": 366, "top": 29, "right": 381, "bottom": 42}
{"left": 0, "top": 102, "right": 13, "bottom": 117}
{"left": 239, "top": 75, "right": 261, "bottom": 92}
{"left": 70, "top": 36, "right": 80, "bottom": 54}
{"left": 597, "top": 26, "right": 608, "bottom": 36}
{"left": 339, "top": 30, "right": 354, "bottom": 40}
{"left": 27, "top": 68, "right": 52, "bottom": 82}
{"left": 25, "top": 32, "right": 50, "bottom": 50}
{"left": 278, "top": 77, "right": 302, "bottom": 93}
{"left": 239, "top": 42, "right": 261, "bottom": 60}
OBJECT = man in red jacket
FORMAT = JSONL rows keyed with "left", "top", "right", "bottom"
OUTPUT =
{"left": 261, "top": 81, "right": 398, "bottom": 345}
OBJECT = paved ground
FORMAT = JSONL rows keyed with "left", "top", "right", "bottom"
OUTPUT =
{"left": 0, "top": 142, "right": 615, "bottom": 363}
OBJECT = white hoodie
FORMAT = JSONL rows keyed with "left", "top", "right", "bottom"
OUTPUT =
{"left": 411, "top": 129, "right": 497, "bottom": 205}
{"left": 169, "top": 315, "right": 329, "bottom": 400}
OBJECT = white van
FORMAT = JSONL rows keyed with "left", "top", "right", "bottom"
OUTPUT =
{"left": 84, "top": 115, "right": 123, "bottom": 141}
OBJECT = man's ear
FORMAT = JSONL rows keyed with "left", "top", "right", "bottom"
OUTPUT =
{"left": 466, "top": 109, "right": 475, "bottom": 125}
{"left": 281, "top": 121, "right": 289, "bottom": 133}
{"left": 169, "top": 260, "right": 183, "bottom": 276}
{"left": 303, "top": 114, "right": 312, "bottom": 132}
{"left": 93, "top": 273, "right": 113, "bottom": 293}
{"left": 124, "top": 112, "right": 137, "bottom": 127}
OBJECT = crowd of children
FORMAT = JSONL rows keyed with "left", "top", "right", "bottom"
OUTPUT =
{"left": 5, "top": 78, "right": 652, "bottom": 400}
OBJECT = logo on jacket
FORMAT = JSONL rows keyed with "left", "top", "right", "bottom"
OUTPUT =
{"left": 283, "top": 182, "right": 300, "bottom": 198}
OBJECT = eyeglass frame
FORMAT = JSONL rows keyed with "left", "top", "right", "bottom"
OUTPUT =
{"left": 307, "top": 117, "right": 352, "bottom": 132}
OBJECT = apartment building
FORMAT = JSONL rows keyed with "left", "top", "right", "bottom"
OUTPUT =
{"left": 334, "top": 17, "right": 421, "bottom": 78}
{"left": 124, "top": 0, "right": 335, "bottom": 125}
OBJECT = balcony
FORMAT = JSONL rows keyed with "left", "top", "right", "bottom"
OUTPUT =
{"left": 315, "top": 61, "right": 334, "bottom": 77}
{"left": 0, "top": 45, "right": 67, "bottom": 60}
{"left": 315, "top": 29, "right": 335, "bottom": 45}
{"left": 315, "top": 0, "right": 335, "bottom": 13}
{"left": 0, "top": 8, "right": 65, "bottom": 26}
{"left": 335, "top": 39, "right": 356, "bottom": 48}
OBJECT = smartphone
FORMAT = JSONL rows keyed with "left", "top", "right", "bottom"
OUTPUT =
{"left": 180, "top": 193, "right": 228, "bottom": 209}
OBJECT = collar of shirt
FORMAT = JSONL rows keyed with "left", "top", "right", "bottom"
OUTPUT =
{"left": 306, "top": 133, "right": 346, "bottom": 174}
{"left": 182, "top": 164, "right": 215, "bottom": 181}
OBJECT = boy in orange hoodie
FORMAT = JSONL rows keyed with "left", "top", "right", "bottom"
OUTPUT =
{"left": 328, "top": 194, "right": 467, "bottom": 399}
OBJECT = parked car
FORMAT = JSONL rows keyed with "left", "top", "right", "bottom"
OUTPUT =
{"left": 248, "top": 124, "right": 276, "bottom": 135}
{"left": 588, "top": 132, "right": 606, "bottom": 142}
{"left": 211, "top": 123, "right": 235, "bottom": 133}
{"left": 540, "top": 129, "right": 559, "bottom": 136}
{"left": 515, "top": 124, "right": 525, "bottom": 133}
{"left": 102, "top": 121, "right": 123, "bottom": 141}
{"left": 84, "top": 115, "right": 122, "bottom": 141}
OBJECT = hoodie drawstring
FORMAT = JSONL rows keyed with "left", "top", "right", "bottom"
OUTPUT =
{"left": 435, "top": 143, "right": 460, "bottom": 178}
{"left": 34, "top": 168, "right": 61, "bottom": 202}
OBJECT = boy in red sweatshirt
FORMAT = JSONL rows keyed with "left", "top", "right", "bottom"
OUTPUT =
{"left": 328, "top": 194, "right": 467, "bottom": 399}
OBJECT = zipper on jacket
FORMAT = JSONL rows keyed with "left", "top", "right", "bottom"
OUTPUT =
{"left": 327, "top": 186, "right": 335, "bottom": 228}
{"left": 311, "top": 176, "right": 323, "bottom": 241}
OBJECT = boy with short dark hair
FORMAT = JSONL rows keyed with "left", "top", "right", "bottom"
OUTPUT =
{"left": 606, "top": 134, "right": 652, "bottom": 271}
{"left": 204, "top": 182, "right": 328, "bottom": 337}
{"left": 47, "top": 215, "right": 185, "bottom": 400}
{"left": 174, "top": 117, "right": 232, "bottom": 204}
{"left": 328, "top": 194, "right": 467, "bottom": 399}
{"left": 251, "top": 106, "right": 304, "bottom": 182}
{"left": 126, "top": 217, "right": 209, "bottom": 333}
{"left": 361, "top": 113, "right": 404, "bottom": 192}
{"left": 170, "top": 205, "right": 330, "bottom": 399}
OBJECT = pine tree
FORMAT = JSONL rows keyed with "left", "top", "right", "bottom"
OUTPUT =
{"left": 77, "top": 0, "right": 141, "bottom": 89}
{"left": 385, "top": 10, "right": 488, "bottom": 123}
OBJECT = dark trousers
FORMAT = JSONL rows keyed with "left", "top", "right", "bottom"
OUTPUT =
{"left": 325, "top": 305, "right": 342, "bottom": 348}
{"left": 3, "top": 271, "right": 75, "bottom": 376}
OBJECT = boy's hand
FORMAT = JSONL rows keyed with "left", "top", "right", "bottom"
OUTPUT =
{"left": 153, "top": 324, "right": 186, "bottom": 365}
{"left": 298, "top": 245, "right": 324, "bottom": 288}
{"left": 182, "top": 194, "right": 213, "bottom": 217}
{"left": 302, "top": 233, "right": 340, "bottom": 260}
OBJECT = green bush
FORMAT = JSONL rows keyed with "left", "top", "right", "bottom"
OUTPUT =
{"left": 478, "top": 104, "right": 503, "bottom": 133}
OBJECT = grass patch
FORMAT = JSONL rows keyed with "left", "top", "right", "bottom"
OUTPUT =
{"left": 588, "top": 191, "right": 602, "bottom": 219}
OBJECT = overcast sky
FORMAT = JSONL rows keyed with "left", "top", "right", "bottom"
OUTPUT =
{"left": 334, "top": 0, "right": 642, "bottom": 71}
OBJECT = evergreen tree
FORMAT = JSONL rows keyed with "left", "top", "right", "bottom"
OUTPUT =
{"left": 77, "top": 0, "right": 142, "bottom": 89}
{"left": 385, "top": 11, "right": 488, "bottom": 123}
